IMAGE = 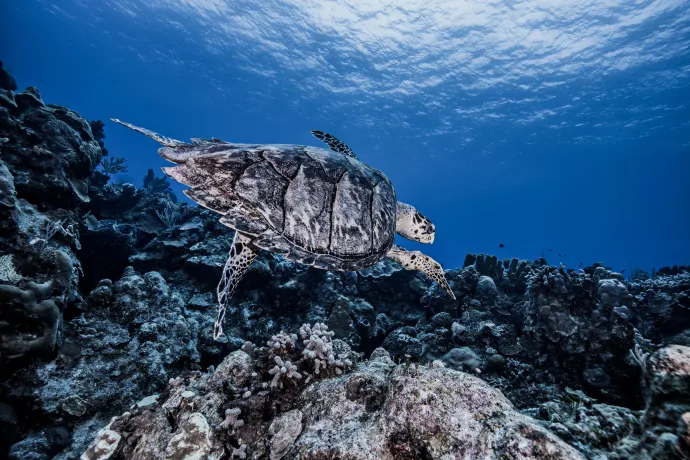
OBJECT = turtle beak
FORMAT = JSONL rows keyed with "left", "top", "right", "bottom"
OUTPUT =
{"left": 427, "top": 223, "right": 435, "bottom": 243}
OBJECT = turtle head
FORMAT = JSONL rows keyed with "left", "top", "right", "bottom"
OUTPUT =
{"left": 396, "top": 201, "right": 435, "bottom": 244}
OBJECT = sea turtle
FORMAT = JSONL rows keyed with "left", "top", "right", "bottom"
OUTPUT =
{"left": 111, "top": 119, "right": 456, "bottom": 339}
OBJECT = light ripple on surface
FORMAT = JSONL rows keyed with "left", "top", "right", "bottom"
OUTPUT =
{"left": 47, "top": 0, "right": 690, "bottom": 147}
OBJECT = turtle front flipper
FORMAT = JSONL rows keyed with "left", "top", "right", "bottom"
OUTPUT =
{"left": 385, "top": 245, "right": 456, "bottom": 300}
{"left": 214, "top": 231, "right": 258, "bottom": 340}
{"left": 310, "top": 130, "right": 358, "bottom": 159}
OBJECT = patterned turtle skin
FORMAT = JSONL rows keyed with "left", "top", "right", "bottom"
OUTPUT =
{"left": 120, "top": 128, "right": 398, "bottom": 271}
{"left": 111, "top": 118, "right": 456, "bottom": 339}
{"left": 173, "top": 141, "right": 396, "bottom": 271}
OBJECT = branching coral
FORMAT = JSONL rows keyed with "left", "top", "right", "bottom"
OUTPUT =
{"left": 143, "top": 168, "right": 173, "bottom": 194}
{"left": 267, "top": 331, "right": 297, "bottom": 354}
{"left": 463, "top": 253, "right": 532, "bottom": 292}
{"left": 268, "top": 356, "right": 302, "bottom": 389}
{"left": 28, "top": 217, "right": 79, "bottom": 252}
{"left": 300, "top": 323, "right": 352, "bottom": 376}
{"left": 99, "top": 156, "right": 128, "bottom": 175}
{"left": 630, "top": 343, "right": 650, "bottom": 371}
{"left": 231, "top": 444, "right": 247, "bottom": 459}
{"left": 155, "top": 202, "right": 182, "bottom": 228}
{"left": 217, "top": 407, "right": 244, "bottom": 432}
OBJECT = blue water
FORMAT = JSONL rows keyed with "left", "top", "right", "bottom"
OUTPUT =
{"left": 2, "top": 0, "right": 689, "bottom": 273}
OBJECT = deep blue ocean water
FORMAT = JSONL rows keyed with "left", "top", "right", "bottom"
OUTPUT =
{"left": 2, "top": 0, "right": 689, "bottom": 274}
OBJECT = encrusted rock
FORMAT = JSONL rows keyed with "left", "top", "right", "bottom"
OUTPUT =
{"left": 268, "top": 409, "right": 303, "bottom": 460}
{"left": 430, "top": 311, "right": 454, "bottom": 328}
{"left": 476, "top": 275, "right": 498, "bottom": 302}
{"left": 62, "top": 395, "right": 88, "bottom": 417}
{"left": 15, "top": 86, "right": 45, "bottom": 108}
{"left": 442, "top": 346, "right": 481, "bottom": 372}
{"left": 80, "top": 417, "right": 122, "bottom": 460}
{"left": 381, "top": 327, "right": 422, "bottom": 357}
{"left": 208, "top": 350, "right": 254, "bottom": 390}
{"left": 81, "top": 357, "right": 582, "bottom": 460}
{"left": 294, "top": 362, "right": 582, "bottom": 459}
{"left": 648, "top": 344, "right": 690, "bottom": 397}
{"left": 165, "top": 413, "right": 213, "bottom": 459}
{"left": 0, "top": 88, "right": 17, "bottom": 109}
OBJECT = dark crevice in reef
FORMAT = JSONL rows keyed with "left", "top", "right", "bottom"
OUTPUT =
{"left": 1, "top": 70, "right": 690, "bottom": 459}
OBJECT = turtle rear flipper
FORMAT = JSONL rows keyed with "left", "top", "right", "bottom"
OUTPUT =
{"left": 386, "top": 245, "right": 456, "bottom": 300}
{"left": 110, "top": 118, "right": 187, "bottom": 148}
{"left": 214, "top": 232, "right": 258, "bottom": 340}
{"left": 110, "top": 118, "right": 199, "bottom": 164}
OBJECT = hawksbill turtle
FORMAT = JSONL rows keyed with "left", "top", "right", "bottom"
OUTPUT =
{"left": 111, "top": 119, "right": 456, "bottom": 339}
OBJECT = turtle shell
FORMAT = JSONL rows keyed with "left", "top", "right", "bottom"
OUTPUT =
{"left": 162, "top": 141, "right": 397, "bottom": 270}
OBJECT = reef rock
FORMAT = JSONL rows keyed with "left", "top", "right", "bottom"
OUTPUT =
{"left": 81, "top": 347, "right": 582, "bottom": 459}
{"left": 0, "top": 87, "right": 103, "bottom": 208}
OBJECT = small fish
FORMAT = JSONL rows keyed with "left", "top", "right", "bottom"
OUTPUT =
{"left": 548, "top": 249, "right": 553, "bottom": 252}
{"left": 499, "top": 243, "right": 505, "bottom": 248}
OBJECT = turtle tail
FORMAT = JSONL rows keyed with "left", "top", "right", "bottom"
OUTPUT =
{"left": 110, "top": 118, "right": 195, "bottom": 164}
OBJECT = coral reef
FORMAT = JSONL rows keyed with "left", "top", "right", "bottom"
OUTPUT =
{"left": 1, "top": 71, "right": 689, "bottom": 459}
{"left": 80, "top": 345, "right": 582, "bottom": 460}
